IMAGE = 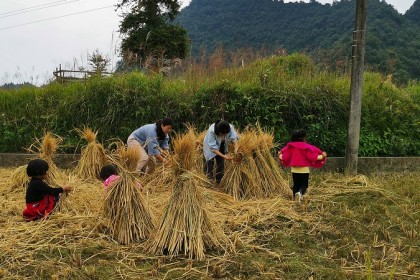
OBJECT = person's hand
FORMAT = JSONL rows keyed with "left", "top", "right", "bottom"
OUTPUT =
{"left": 63, "top": 185, "right": 72, "bottom": 192}
{"left": 224, "top": 155, "right": 233, "bottom": 161}
{"left": 322, "top": 151, "right": 327, "bottom": 158}
{"left": 278, "top": 151, "right": 282, "bottom": 160}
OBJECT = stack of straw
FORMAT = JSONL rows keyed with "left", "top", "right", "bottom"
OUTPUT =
{"left": 253, "top": 126, "right": 291, "bottom": 198}
{"left": 147, "top": 128, "right": 226, "bottom": 259}
{"left": 221, "top": 126, "right": 291, "bottom": 200}
{"left": 221, "top": 129, "right": 260, "bottom": 199}
{"left": 10, "top": 132, "right": 62, "bottom": 189}
{"left": 103, "top": 145, "right": 154, "bottom": 244}
{"left": 74, "top": 127, "right": 107, "bottom": 180}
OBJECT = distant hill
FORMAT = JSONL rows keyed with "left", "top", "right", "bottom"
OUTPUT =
{"left": 406, "top": 0, "right": 420, "bottom": 23}
{"left": 177, "top": 0, "right": 420, "bottom": 83}
{"left": 0, "top": 82, "right": 36, "bottom": 89}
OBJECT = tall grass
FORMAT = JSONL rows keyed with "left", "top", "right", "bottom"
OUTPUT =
{"left": 0, "top": 53, "right": 419, "bottom": 156}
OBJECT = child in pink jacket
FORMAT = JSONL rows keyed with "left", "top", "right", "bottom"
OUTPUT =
{"left": 278, "top": 129, "right": 327, "bottom": 202}
{"left": 100, "top": 164, "right": 142, "bottom": 192}
{"left": 100, "top": 165, "right": 120, "bottom": 192}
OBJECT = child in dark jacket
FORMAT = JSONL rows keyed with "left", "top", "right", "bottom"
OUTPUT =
{"left": 22, "top": 159, "right": 72, "bottom": 221}
{"left": 278, "top": 129, "right": 327, "bottom": 203}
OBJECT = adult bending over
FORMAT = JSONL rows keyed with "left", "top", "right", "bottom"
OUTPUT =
{"left": 127, "top": 117, "right": 174, "bottom": 174}
{"left": 203, "top": 119, "right": 239, "bottom": 185}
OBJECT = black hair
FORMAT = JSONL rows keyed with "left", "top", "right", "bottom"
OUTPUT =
{"left": 99, "top": 164, "right": 118, "bottom": 181}
{"left": 156, "top": 117, "right": 174, "bottom": 140}
{"left": 291, "top": 129, "right": 307, "bottom": 142}
{"left": 26, "top": 159, "right": 49, "bottom": 177}
{"left": 214, "top": 119, "right": 231, "bottom": 136}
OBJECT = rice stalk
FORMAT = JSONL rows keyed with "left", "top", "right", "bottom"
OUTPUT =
{"left": 103, "top": 145, "right": 154, "bottom": 244}
{"left": 74, "top": 127, "right": 107, "bottom": 180}
{"left": 147, "top": 172, "right": 226, "bottom": 259}
{"left": 10, "top": 165, "right": 29, "bottom": 190}
{"left": 172, "top": 126, "right": 197, "bottom": 173}
{"left": 103, "top": 172, "right": 154, "bottom": 244}
{"left": 147, "top": 130, "right": 226, "bottom": 259}
{"left": 23, "top": 132, "right": 63, "bottom": 186}
{"left": 222, "top": 126, "right": 291, "bottom": 199}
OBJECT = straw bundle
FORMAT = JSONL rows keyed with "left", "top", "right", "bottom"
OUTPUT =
{"left": 103, "top": 145, "right": 154, "bottom": 244}
{"left": 147, "top": 130, "right": 226, "bottom": 259}
{"left": 34, "top": 131, "right": 62, "bottom": 185}
{"left": 172, "top": 127, "right": 197, "bottom": 173}
{"left": 74, "top": 127, "right": 107, "bottom": 180}
{"left": 222, "top": 126, "right": 291, "bottom": 199}
{"left": 10, "top": 132, "right": 62, "bottom": 189}
{"left": 10, "top": 165, "right": 29, "bottom": 190}
{"left": 193, "top": 129, "right": 207, "bottom": 173}
{"left": 147, "top": 173, "right": 226, "bottom": 259}
{"left": 253, "top": 128, "right": 291, "bottom": 198}
{"left": 221, "top": 129, "right": 261, "bottom": 199}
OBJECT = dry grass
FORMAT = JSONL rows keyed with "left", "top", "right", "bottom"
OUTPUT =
{"left": 74, "top": 127, "right": 107, "bottom": 181}
{"left": 1, "top": 163, "right": 418, "bottom": 279}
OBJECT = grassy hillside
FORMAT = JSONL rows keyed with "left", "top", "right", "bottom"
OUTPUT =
{"left": 1, "top": 54, "right": 419, "bottom": 156}
{"left": 0, "top": 169, "right": 418, "bottom": 279}
{"left": 177, "top": 0, "right": 420, "bottom": 84}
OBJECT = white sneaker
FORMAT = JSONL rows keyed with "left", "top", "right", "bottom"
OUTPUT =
{"left": 295, "top": 191, "right": 302, "bottom": 203}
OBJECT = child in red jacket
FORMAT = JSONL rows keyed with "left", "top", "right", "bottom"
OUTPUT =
{"left": 278, "top": 129, "right": 327, "bottom": 203}
{"left": 22, "top": 159, "right": 72, "bottom": 221}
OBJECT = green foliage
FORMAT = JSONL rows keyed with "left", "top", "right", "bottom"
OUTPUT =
{"left": 0, "top": 54, "right": 419, "bottom": 156}
{"left": 177, "top": 0, "right": 420, "bottom": 84}
{"left": 118, "top": 0, "right": 190, "bottom": 65}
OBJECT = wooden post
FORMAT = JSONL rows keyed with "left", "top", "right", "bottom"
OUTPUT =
{"left": 344, "top": 0, "right": 368, "bottom": 175}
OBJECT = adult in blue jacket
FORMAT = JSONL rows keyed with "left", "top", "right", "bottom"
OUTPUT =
{"left": 203, "top": 119, "right": 239, "bottom": 184}
{"left": 127, "top": 117, "right": 174, "bottom": 174}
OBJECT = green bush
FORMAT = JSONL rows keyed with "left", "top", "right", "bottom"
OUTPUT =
{"left": 1, "top": 54, "right": 419, "bottom": 156}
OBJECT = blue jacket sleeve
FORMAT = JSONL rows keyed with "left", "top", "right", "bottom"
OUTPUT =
{"left": 228, "top": 125, "right": 239, "bottom": 142}
{"left": 207, "top": 131, "right": 219, "bottom": 151}
{"left": 145, "top": 129, "right": 160, "bottom": 156}
{"left": 160, "top": 136, "right": 170, "bottom": 150}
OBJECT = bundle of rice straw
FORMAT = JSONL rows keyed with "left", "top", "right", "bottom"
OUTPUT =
{"left": 10, "top": 132, "right": 62, "bottom": 189}
{"left": 194, "top": 129, "right": 207, "bottom": 173}
{"left": 221, "top": 126, "right": 291, "bottom": 200}
{"left": 147, "top": 130, "right": 226, "bottom": 259}
{"left": 253, "top": 126, "right": 291, "bottom": 198}
{"left": 74, "top": 127, "right": 107, "bottom": 180}
{"left": 103, "top": 145, "right": 154, "bottom": 244}
{"left": 10, "top": 165, "right": 29, "bottom": 190}
{"left": 221, "top": 129, "right": 261, "bottom": 200}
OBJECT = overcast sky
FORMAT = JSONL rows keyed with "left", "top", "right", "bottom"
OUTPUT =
{"left": 0, "top": 0, "right": 416, "bottom": 86}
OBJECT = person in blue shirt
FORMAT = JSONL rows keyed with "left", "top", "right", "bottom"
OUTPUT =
{"left": 127, "top": 117, "right": 174, "bottom": 174}
{"left": 203, "top": 119, "right": 239, "bottom": 185}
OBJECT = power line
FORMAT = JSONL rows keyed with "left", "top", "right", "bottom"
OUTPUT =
{"left": 0, "top": 0, "right": 74, "bottom": 16}
{"left": 0, "top": 0, "right": 80, "bottom": 19}
{"left": 0, "top": 5, "right": 114, "bottom": 31}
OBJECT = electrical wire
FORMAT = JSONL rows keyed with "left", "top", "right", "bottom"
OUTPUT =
{"left": 0, "top": 0, "right": 76, "bottom": 16}
{"left": 0, "top": 5, "right": 114, "bottom": 31}
{"left": 0, "top": 0, "right": 80, "bottom": 19}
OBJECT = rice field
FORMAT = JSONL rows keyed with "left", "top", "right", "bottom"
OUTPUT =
{"left": 0, "top": 165, "right": 418, "bottom": 279}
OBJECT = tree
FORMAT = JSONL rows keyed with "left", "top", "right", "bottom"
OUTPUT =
{"left": 88, "top": 50, "right": 110, "bottom": 74}
{"left": 118, "top": 0, "right": 190, "bottom": 67}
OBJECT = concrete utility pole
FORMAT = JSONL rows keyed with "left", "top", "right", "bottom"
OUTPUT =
{"left": 344, "top": 0, "right": 368, "bottom": 175}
